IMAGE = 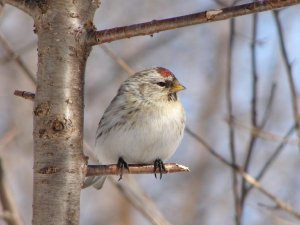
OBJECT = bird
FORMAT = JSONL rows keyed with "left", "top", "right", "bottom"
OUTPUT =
{"left": 84, "top": 67, "right": 186, "bottom": 189}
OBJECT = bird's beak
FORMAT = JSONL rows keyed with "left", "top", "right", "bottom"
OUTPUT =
{"left": 171, "top": 81, "right": 186, "bottom": 93}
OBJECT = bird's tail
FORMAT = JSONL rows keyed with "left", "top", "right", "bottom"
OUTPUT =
{"left": 82, "top": 176, "right": 107, "bottom": 190}
{"left": 83, "top": 141, "right": 107, "bottom": 189}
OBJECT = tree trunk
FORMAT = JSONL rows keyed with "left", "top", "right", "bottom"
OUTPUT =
{"left": 32, "top": 1, "right": 99, "bottom": 224}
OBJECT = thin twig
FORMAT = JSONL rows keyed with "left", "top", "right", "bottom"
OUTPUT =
{"left": 186, "top": 128, "right": 234, "bottom": 174}
{"left": 273, "top": 11, "right": 300, "bottom": 152}
{"left": 260, "top": 81, "right": 277, "bottom": 128}
{"left": 0, "top": 32, "right": 36, "bottom": 85}
{"left": 186, "top": 127, "right": 300, "bottom": 221}
{"left": 3, "top": 0, "right": 40, "bottom": 17}
{"left": 89, "top": 0, "right": 300, "bottom": 45}
{"left": 100, "top": 45, "right": 135, "bottom": 76}
{"left": 0, "top": 1, "right": 4, "bottom": 15}
{"left": 0, "top": 128, "right": 17, "bottom": 151}
{"left": 14, "top": 90, "right": 35, "bottom": 101}
{"left": 237, "top": 166, "right": 300, "bottom": 221}
{"left": 227, "top": 17, "right": 241, "bottom": 225}
{"left": 15, "top": 39, "right": 37, "bottom": 57}
{"left": 229, "top": 119, "right": 299, "bottom": 145}
{"left": 251, "top": 125, "right": 295, "bottom": 189}
{"left": 86, "top": 163, "right": 189, "bottom": 177}
{"left": 0, "top": 211, "right": 13, "bottom": 221}
{"left": 0, "top": 159, "right": 24, "bottom": 225}
{"left": 241, "top": 12, "right": 258, "bottom": 205}
{"left": 111, "top": 177, "right": 172, "bottom": 225}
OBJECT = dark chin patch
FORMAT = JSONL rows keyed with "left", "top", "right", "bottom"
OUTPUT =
{"left": 168, "top": 92, "right": 177, "bottom": 101}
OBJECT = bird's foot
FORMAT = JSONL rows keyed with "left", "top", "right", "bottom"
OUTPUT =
{"left": 154, "top": 159, "right": 166, "bottom": 179}
{"left": 117, "top": 157, "right": 129, "bottom": 181}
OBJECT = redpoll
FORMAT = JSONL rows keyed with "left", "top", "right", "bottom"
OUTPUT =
{"left": 85, "top": 67, "right": 186, "bottom": 189}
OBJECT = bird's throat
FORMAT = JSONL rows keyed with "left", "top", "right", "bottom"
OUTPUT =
{"left": 168, "top": 92, "right": 177, "bottom": 101}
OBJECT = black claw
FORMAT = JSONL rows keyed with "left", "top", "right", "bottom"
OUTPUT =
{"left": 154, "top": 159, "right": 166, "bottom": 179}
{"left": 117, "top": 157, "right": 129, "bottom": 181}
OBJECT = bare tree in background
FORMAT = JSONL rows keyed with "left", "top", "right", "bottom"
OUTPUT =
{"left": 0, "top": 0, "right": 300, "bottom": 225}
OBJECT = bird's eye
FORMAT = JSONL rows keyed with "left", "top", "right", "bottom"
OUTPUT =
{"left": 156, "top": 82, "right": 167, "bottom": 87}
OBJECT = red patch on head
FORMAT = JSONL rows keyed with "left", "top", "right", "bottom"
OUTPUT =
{"left": 157, "top": 67, "right": 173, "bottom": 77}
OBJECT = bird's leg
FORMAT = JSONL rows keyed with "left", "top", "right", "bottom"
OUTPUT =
{"left": 154, "top": 159, "right": 166, "bottom": 179}
{"left": 117, "top": 157, "right": 129, "bottom": 181}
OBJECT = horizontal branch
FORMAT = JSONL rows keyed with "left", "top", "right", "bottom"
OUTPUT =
{"left": 86, "top": 163, "right": 190, "bottom": 177}
{"left": 89, "top": 0, "right": 300, "bottom": 45}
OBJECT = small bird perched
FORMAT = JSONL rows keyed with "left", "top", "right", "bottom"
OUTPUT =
{"left": 85, "top": 67, "right": 186, "bottom": 189}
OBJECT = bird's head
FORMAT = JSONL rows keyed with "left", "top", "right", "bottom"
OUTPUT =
{"left": 121, "top": 67, "right": 185, "bottom": 102}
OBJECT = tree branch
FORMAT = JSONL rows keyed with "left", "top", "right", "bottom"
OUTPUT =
{"left": 241, "top": 12, "right": 259, "bottom": 205}
{"left": 14, "top": 90, "right": 35, "bottom": 101}
{"left": 0, "top": 159, "right": 24, "bottom": 225}
{"left": 252, "top": 125, "right": 295, "bottom": 187}
{"left": 88, "top": 0, "right": 300, "bottom": 46}
{"left": 3, "top": 0, "right": 40, "bottom": 17}
{"left": 100, "top": 45, "right": 135, "bottom": 76}
{"left": 86, "top": 163, "right": 189, "bottom": 177}
{"left": 226, "top": 16, "right": 242, "bottom": 225}
{"left": 186, "top": 127, "right": 300, "bottom": 221}
{"left": 228, "top": 118, "right": 299, "bottom": 145}
{"left": 273, "top": 11, "right": 300, "bottom": 152}
{"left": 0, "top": 32, "right": 36, "bottom": 85}
{"left": 111, "top": 177, "right": 172, "bottom": 225}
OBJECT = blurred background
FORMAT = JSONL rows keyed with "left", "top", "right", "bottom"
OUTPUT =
{"left": 0, "top": 0, "right": 300, "bottom": 224}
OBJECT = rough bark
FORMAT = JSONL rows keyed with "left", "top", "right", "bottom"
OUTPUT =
{"left": 32, "top": 1, "right": 99, "bottom": 225}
